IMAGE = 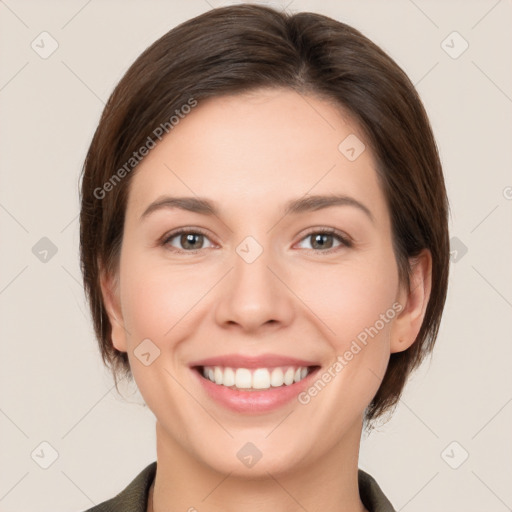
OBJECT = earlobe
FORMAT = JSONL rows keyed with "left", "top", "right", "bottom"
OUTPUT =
{"left": 99, "top": 263, "right": 128, "bottom": 352}
{"left": 390, "top": 249, "right": 432, "bottom": 354}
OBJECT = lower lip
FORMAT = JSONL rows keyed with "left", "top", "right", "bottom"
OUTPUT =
{"left": 192, "top": 368, "right": 319, "bottom": 414}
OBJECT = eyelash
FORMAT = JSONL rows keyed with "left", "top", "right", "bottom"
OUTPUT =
{"left": 161, "top": 227, "right": 353, "bottom": 254}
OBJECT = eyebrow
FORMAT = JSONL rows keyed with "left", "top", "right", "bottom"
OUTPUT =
{"left": 140, "top": 194, "right": 374, "bottom": 223}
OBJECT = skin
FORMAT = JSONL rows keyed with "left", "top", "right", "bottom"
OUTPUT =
{"left": 100, "top": 88, "right": 431, "bottom": 512}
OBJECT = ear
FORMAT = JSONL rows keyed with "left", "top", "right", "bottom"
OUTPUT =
{"left": 99, "top": 262, "right": 128, "bottom": 353}
{"left": 390, "top": 249, "right": 432, "bottom": 354}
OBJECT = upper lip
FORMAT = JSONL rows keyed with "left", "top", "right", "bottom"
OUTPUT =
{"left": 189, "top": 354, "right": 319, "bottom": 369}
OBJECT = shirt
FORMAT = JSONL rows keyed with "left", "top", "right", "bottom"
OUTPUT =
{"left": 81, "top": 461, "right": 396, "bottom": 512}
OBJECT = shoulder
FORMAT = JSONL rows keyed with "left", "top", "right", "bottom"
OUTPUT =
{"left": 358, "top": 469, "right": 396, "bottom": 512}
{"left": 79, "top": 461, "right": 157, "bottom": 512}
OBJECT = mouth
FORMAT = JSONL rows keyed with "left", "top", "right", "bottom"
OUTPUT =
{"left": 190, "top": 360, "right": 321, "bottom": 414}
{"left": 195, "top": 365, "right": 319, "bottom": 391}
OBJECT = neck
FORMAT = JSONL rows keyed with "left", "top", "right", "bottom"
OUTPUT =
{"left": 150, "top": 420, "right": 368, "bottom": 512}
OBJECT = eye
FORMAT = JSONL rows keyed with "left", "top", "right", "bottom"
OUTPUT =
{"left": 162, "top": 229, "right": 214, "bottom": 252}
{"left": 296, "top": 228, "right": 352, "bottom": 252}
{"left": 160, "top": 227, "right": 352, "bottom": 253}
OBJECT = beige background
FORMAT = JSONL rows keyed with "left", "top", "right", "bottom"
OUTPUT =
{"left": 1, "top": 0, "right": 511, "bottom": 511}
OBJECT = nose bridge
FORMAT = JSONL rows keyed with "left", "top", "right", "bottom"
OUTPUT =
{"left": 214, "top": 234, "right": 294, "bottom": 331}
{"left": 234, "top": 237, "right": 273, "bottom": 294}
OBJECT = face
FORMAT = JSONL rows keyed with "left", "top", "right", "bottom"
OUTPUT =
{"left": 102, "top": 88, "right": 427, "bottom": 478}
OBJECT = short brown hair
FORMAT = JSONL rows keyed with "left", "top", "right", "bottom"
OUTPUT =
{"left": 79, "top": 4, "right": 449, "bottom": 423}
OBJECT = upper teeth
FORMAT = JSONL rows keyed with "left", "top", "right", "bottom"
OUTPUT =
{"left": 202, "top": 366, "right": 309, "bottom": 390}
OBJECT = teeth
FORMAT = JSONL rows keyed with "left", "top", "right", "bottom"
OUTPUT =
{"left": 223, "top": 367, "right": 235, "bottom": 387}
{"left": 201, "top": 365, "right": 311, "bottom": 390}
{"left": 252, "top": 368, "right": 270, "bottom": 389}
{"left": 270, "top": 368, "right": 284, "bottom": 387}
{"left": 214, "top": 367, "right": 223, "bottom": 385}
{"left": 284, "top": 367, "right": 295, "bottom": 385}
{"left": 235, "top": 368, "right": 252, "bottom": 389}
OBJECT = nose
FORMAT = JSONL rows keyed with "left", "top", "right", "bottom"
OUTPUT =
{"left": 214, "top": 242, "right": 295, "bottom": 334}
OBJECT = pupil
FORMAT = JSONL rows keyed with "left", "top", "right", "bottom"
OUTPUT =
{"left": 313, "top": 234, "right": 332, "bottom": 249}
{"left": 182, "top": 233, "right": 202, "bottom": 249}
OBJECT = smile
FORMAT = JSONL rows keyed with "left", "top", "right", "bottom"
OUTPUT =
{"left": 192, "top": 364, "right": 320, "bottom": 414}
{"left": 201, "top": 365, "right": 312, "bottom": 390}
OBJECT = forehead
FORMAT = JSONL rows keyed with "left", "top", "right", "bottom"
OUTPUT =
{"left": 125, "top": 88, "right": 388, "bottom": 224}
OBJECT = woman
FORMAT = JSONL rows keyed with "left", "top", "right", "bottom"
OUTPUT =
{"left": 79, "top": 4, "right": 449, "bottom": 512}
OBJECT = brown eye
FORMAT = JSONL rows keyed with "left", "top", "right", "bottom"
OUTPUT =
{"left": 163, "top": 230, "right": 214, "bottom": 252}
{"left": 296, "top": 229, "right": 352, "bottom": 252}
{"left": 310, "top": 233, "right": 335, "bottom": 250}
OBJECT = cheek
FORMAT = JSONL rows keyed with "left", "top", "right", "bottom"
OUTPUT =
{"left": 292, "top": 248, "right": 401, "bottom": 413}
{"left": 298, "top": 253, "right": 400, "bottom": 347}
{"left": 119, "top": 248, "right": 211, "bottom": 341}
{"left": 293, "top": 260, "right": 400, "bottom": 419}
{"left": 117, "top": 252, "right": 208, "bottom": 410}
